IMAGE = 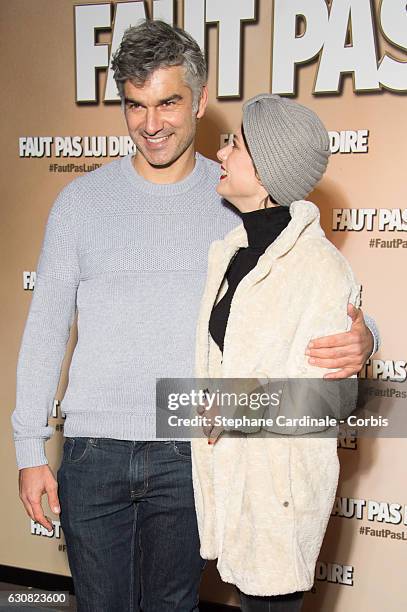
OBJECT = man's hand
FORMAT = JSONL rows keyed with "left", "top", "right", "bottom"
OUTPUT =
{"left": 305, "top": 305, "right": 374, "bottom": 379}
{"left": 19, "top": 465, "right": 60, "bottom": 532}
{"left": 204, "top": 417, "right": 224, "bottom": 445}
{"left": 197, "top": 392, "right": 224, "bottom": 445}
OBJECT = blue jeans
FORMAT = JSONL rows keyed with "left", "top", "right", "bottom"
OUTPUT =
{"left": 57, "top": 438, "right": 205, "bottom": 611}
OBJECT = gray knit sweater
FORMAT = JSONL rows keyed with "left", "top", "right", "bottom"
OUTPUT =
{"left": 11, "top": 153, "right": 379, "bottom": 469}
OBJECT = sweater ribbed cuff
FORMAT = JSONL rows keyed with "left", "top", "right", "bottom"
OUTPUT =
{"left": 15, "top": 439, "right": 48, "bottom": 470}
{"left": 364, "top": 313, "right": 380, "bottom": 358}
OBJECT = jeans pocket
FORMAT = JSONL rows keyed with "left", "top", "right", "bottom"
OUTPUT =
{"left": 67, "top": 437, "right": 92, "bottom": 464}
{"left": 172, "top": 441, "right": 192, "bottom": 460}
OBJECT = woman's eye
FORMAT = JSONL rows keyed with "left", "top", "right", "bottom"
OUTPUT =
{"left": 229, "top": 135, "right": 236, "bottom": 148}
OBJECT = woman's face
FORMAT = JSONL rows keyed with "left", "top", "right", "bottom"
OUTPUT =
{"left": 216, "top": 128, "right": 269, "bottom": 212}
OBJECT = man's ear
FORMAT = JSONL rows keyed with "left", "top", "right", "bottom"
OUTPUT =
{"left": 196, "top": 85, "right": 209, "bottom": 119}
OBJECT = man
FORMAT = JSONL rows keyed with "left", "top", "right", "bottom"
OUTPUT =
{"left": 13, "top": 20, "right": 379, "bottom": 612}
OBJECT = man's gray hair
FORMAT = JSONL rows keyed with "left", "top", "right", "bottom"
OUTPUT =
{"left": 111, "top": 20, "right": 207, "bottom": 113}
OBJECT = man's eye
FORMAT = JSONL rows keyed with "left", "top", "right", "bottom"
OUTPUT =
{"left": 127, "top": 103, "right": 141, "bottom": 111}
{"left": 162, "top": 100, "right": 176, "bottom": 107}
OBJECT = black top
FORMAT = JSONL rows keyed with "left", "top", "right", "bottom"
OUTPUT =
{"left": 209, "top": 205, "right": 291, "bottom": 353}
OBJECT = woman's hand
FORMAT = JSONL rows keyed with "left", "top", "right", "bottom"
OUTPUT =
{"left": 305, "top": 305, "right": 374, "bottom": 379}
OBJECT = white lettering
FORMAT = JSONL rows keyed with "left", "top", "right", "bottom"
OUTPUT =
{"left": 272, "top": 0, "right": 328, "bottom": 94}
{"left": 206, "top": 0, "right": 256, "bottom": 96}
{"left": 378, "top": 0, "right": 407, "bottom": 91}
{"left": 75, "top": 4, "right": 111, "bottom": 102}
{"left": 315, "top": 0, "right": 378, "bottom": 93}
{"left": 104, "top": 1, "right": 148, "bottom": 101}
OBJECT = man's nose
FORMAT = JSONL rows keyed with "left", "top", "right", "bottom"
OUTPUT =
{"left": 144, "top": 108, "right": 163, "bottom": 135}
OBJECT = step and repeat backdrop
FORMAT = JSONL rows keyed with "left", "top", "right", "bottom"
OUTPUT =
{"left": 1, "top": 0, "right": 406, "bottom": 609}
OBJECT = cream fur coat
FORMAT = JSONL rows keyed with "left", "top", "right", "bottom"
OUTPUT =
{"left": 191, "top": 200, "right": 360, "bottom": 596}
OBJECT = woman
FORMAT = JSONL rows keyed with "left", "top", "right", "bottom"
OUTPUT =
{"left": 191, "top": 94, "right": 360, "bottom": 611}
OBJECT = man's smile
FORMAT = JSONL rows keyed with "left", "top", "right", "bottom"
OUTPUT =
{"left": 142, "top": 134, "right": 172, "bottom": 148}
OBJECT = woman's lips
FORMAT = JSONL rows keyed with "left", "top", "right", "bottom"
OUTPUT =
{"left": 220, "top": 166, "right": 228, "bottom": 180}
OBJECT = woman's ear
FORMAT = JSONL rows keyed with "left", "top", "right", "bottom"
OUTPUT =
{"left": 254, "top": 168, "right": 264, "bottom": 187}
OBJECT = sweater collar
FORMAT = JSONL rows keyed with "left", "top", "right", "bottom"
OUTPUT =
{"left": 219, "top": 200, "right": 324, "bottom": 265}
{"left": 240, "top": 205, "right": 291, "bottom": 250}
{"left": 120, "top": 151, "right": 208, "bottom": 196}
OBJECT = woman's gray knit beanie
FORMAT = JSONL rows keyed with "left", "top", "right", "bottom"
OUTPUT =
{"left": 242, "top": 93, "right": 331, "bottom": 207}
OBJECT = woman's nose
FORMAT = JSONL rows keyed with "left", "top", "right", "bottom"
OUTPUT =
{"left": 217, "top": 144, "right": 231, "bottom": 163}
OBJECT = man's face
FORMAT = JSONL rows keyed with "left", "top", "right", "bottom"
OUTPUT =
{"left": 123, "top": 65, "right": 207, "bottom": 169}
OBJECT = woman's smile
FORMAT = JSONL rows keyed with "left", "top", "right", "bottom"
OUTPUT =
{"left": 219, "top": 165, "right": 228, "bottom": 180}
